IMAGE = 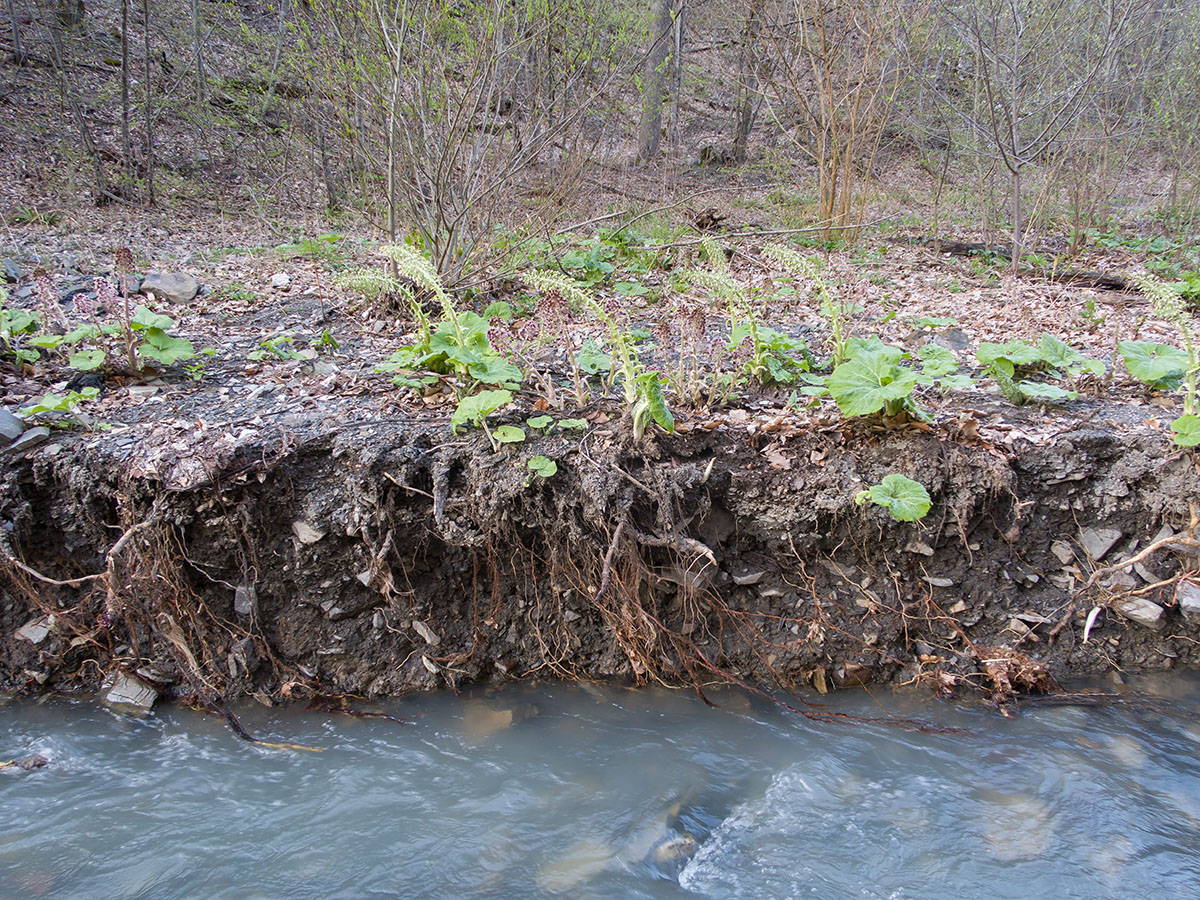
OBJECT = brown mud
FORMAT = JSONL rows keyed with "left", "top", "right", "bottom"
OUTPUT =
{"left": 2, "top": 386, "right": 1198, "bottom": 708}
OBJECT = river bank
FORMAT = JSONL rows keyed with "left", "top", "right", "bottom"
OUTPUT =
{"left": 2, "top": 372, "right": 1197, "bottom": 709}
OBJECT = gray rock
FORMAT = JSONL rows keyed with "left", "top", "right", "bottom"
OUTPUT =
{"left": 2, "top": 258, "right": 22, "bottom": 283}
{"left": 1112, "top": 597, "right": 1165, "bottom": 630}
{"left": 270, "top": 272, "right": 291, "bottom": 289}
{"left": 13, "top": 285, "right": 33, "bottom": 301}
{"left": 1050, "top": 540, "right": 1075, "bottom": 564}
{"left": 4, "top": 426, "right": 50, "bottom": 455}
{"left": 1179, "top": 582, "right": 1200, "bottom": 626}
{"left": 292, "top": 520, "right": 326, "bottom": 544}
{"left": 140, "top": 272, "right": 199, "bottom": 304}
{"left": 732, "top": 569, "right": 766, "bottom": 586}
{"left": 101, "top": 671, "right": 159, "bottom": 713}
{"left": 1079, "top": 526, "right": 1123, "bottom": 561}
{"left": 57, "top": 275, "right": 93, "bottom": 303}
{"left": 15, "top": 615, "right": 54, "bottom": 645}
{"left": 0, "top": 408, "right": 25, "bottom": 446}
{"left": 234, "top": 581, "right": 258, "bottom": 617}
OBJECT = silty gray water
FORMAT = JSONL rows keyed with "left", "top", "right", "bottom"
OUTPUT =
{"left": 3, "top": 675, "right": 1200, "bottom": 899}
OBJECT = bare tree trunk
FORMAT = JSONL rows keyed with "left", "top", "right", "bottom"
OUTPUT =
{"left": 140, "top": 0, "right": 155, "bottom": 205}
{"left": 7, "top": 0, "right": 24, "bottom": 63}
{"left": 44, "top": 14, "right": 109, "bottom": 201}
{"left": 668, "top": 0, "right": 687, "bottom": 157}
{"left": 191, "top": 0, "right": 206, "bottom": 106}
{"left": 732, "top": 0, "right": 764, "bottom": 164}
{"left": 636, "top": 0, "right": 673, "bottom": 164}
{"left": 120, "top": 0, "right": 131, "bottom": 180}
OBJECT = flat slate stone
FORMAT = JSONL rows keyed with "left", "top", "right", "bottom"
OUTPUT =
{"left": 2, "top": 258, "right": 22, "bottom": 283}
{"left": 1112, "top": 597, "right": 1165, "bottom": 630}
{"left": 0, "top": 408, "right": 25, "bottom": 446}
{"left": 101, "top": 671, "right": 159, "bottom": 713}
{"left": 140, "top": 272, "right": 200, "bottom": 304}
{"left": 1179, "top": 582, "right": 1200, "bottom": 626}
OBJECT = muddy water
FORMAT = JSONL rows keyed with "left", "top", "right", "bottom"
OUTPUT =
{"left": 3, "top": 677, "right": 1200, "bottom": 900}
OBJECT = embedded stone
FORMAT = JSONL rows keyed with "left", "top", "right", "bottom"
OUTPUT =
{"left": 0, "top": 408, "right": 25, "bottom": 446}
{"left": 1178, "top": 582, "right": 1200, "bottom": 626}
{"left": 1112, "top": 597, "right": 1165, "bottom": 630}
{"left": 292, "top": 520, "right": 326, "bottom": 544}
{"left": 15, "top": 615, "right": 54, "bottom": 645}
{"left": 101, "top": 671, "right": 159, "bottom": 713}
{"left": 1079, "top": 527, "right": 1123, "bottom": 561}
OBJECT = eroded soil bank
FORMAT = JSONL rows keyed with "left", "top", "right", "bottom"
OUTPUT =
{"left": 2, "top": 391, "right": 1199, "bottom": 708}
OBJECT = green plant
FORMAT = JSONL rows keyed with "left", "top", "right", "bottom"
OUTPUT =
{"left": 824, "top": 338, "right": 920, "bottom": 418}
{"left": 375, "top": 244, "right": 521, "bottom": 394}
{"left": 527, "top": 455, "right": 558, "bottom": 479}
{"left": 522, "top": 270, "right": 673, "bottom": 440}
{"left": 764, "top": 244, "right": 856, "bottom": 367}
{"left": 0, "top": 296, "right": 41, "bottom": 366}
{"left": 18, "top": 387, "right": 100, "bottom": 426}
{"left": 855, "top": 474, "right": 931, "bottom": 522}
{"left": 1118, "top": 341, "right": 1189, "bottom": 391}
{"left": 690, "top": 240, "right": 811, "bottom": 386}
{"left": 274, "top": 233, "right": 346, "bottom": 266}
{"left": 1134, "top": 273, "right": 1200, "bottom": 445}
{"left": 975, "top": 334, "right": 1103, "bottom": 405}
{"left": 248, "top": 334, "right": 317, "bottom": 362}
{"left": 450, "top": 388, "right": 514, "bottom": 449}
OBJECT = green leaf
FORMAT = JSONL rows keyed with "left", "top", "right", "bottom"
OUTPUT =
{"left": 613, "top": 281, "right": 650, "bottom": 297}
{"left": 634, "top": 372, "right": 674, "bottom": 435}
{"left": 492, "top": 424, "right": 526, "bottom": 444}
{"left": 826, "top": 349, "right": 918, "bottom": 417}
{"left": 557, "top": 418, "right": 588, "bottom": 430}
{"left": 527, "top": 455, "right": 558, "bottom": 478}
{"left": 69, "top": 348, "right": 107, "bottom": 371}
{"left": 130, "top": 306, "right": 175, "bottom": 331}
{"left": 910, "top": 316, "right": 957, "bottom": 330}
{"left": 27, "top": 334, "right": 64, "bottom": 349}
{"left": 451, "top": 388, "right": 512, "bottom": 431}
{"left": 855, "top": 473, "right": 931, "bottom": 522}
{"left": 138, "top": 330, "right": 196, "bottom": 365}
{"left": 574, "top": 338, "right": 611, "bottom": 375}
{"left": 526, "top": 415, "right": 554, "bottom": 430}
{"left": 1014, "top": 380, "right": 1078, "bottom": 403}
{"left": 482, "top": 300, "right": 512, "bottom": 321}
{"left": 977, "top": 340, "right": 1042, "bottom": 368}
{"left": 1037, "top": 334, "right": 1084, "bottom": 370}
{"left": 467, "top": 354, "right": 522, "bottom": 386}
{"left": 1171, "top": 414, "right": 1200, "bottom": 447}
{"left": 918, "top": 343, "right": 957, "bottom": 377}
{"left": 1118, "top": 340, "right": 1189, "bottom": 390}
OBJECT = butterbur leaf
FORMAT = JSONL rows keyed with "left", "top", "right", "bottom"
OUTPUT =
{"left": 855, "top": 474, "right": 931, "bottom": 522}
{"left": 918, "top": 344, "right": 957, "bottom": 377}
{"left": 492, "top": 425, "right": 526, "bottom": 444}
{"left": 557, "top": 418, "right": 588, "bottom": 430}
{"left": 527, "top": 455, "right": 557, "bottom": 478}
{"left": 482, "top": 300, "right": 512, "bottom": 321}
{"left": 635, "top": 373, "right": 674, "bottom": 434}
{"left": 826, "top": 349, "right": 918, "bottom": 417}
{"left": 138, "top": 329, "right": 196, "bottom": 365}
{"left": 69, "top": 348, "right": 107, "bottom": 371}
{"left": 1038, "top": 334, "right": 1083, "bottom": 370}
{"left": 575, "top": 339, "right": 611, "bottom": 375}
{"left": 1171, "top": 415, "right": 1200, "bottom": 447}
{"left": 526, "top": 415, "right": 553, "bottom": 430}
{"left": 451, "top": 389, "right": 512, "bottom": 431}
{"left": 130, "top": 306, "right": 175, "bottom": 331}
{"left": 468, "top": 355, "right": 522, "bottom": 386}
{"left": 977, "top": 340, "right": 1042, "bottom": 368}
{"left": 1118, "top": 340, "right": 1188, "bottom": 391}
{"left": 1015, "top": 380, "right": 1077, "bottom": 403}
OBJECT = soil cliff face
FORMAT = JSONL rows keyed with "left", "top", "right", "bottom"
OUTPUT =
{"left": 2, "top": 396, "right": 1198, "bottom": 704}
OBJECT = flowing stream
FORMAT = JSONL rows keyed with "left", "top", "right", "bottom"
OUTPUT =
{"left": 3, "top": 675, "right": 1200, "bottom": 899}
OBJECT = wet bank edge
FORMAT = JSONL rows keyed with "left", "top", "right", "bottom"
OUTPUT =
{"left": 2, "top": 399, "right": 1198, "bottom": 708}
